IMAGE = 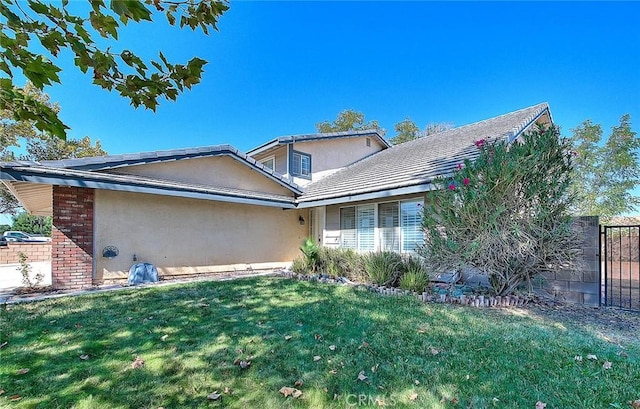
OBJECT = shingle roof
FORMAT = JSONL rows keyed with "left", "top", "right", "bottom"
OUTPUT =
{"left": 3, "top": 144, "right": 303, "bottom": 194}
{"left": 298, "top": 103, "right": 551, "bottom": 204}
{"left": 1, "top": 164, "right": 297, "bottom": 208}
{"left": 246, "top": 129, "right": 390, "bottom": 156}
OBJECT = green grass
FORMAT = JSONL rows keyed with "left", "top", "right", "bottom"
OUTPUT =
{"left": 0, "top": 277, "right": 638, "bottom": 408}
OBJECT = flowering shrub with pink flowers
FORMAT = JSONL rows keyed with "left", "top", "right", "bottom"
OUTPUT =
{"left": 420, "top": 125, "right": 582, "bottom": 295}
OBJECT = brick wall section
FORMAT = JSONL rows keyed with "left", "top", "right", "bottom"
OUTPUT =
{"left": 540, "top": 216, "right": 600, "bottom": 306}
{"left": 52, "top": 186, "right": 94, "bottom": 289}
{"left": 0, "top": 243, "right": 52, "bottom": 264}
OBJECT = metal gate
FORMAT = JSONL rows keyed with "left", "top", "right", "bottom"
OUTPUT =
{"left": 601, "top": 225, "right": 640, "bottom": 311}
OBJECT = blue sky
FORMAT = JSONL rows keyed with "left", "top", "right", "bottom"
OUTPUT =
{"left": 36, "top": 1, "right": 638, "bottom": 155}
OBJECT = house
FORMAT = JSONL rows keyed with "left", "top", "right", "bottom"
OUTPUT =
{"left": 0, "top": 103, "right": 552, "bottom": 289}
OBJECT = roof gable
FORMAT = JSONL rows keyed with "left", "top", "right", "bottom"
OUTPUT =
{"left": 247, "top": 129, "right": 390, "bottom": 157}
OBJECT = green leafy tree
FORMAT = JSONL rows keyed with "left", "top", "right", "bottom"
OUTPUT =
{"left": 420, "top": 126, "right": 581, "bottom": 295}
{"left": 0, "top": 0, "right": 229, "bottom": 138}
{"left": 569, "top": 114, "right": 640, "bottom": 220}
{"left": 11, "top": 212, "right": 52, "bottom": 236}
{"left": 316, "top": 109, "right": 385, "bottom": 136}
{"left": 389, "top": 119, "right": 453, "bottom": 145}
{"left": 389, "top": 117, "right": 419, "bottom": 145}
{"left": 0, "top": 83, "right": 106, "bottom": 213}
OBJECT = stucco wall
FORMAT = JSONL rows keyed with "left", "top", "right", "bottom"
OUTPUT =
{"left": 292, "top": 136, "right": 385, "bottom": 182}
{"left": 113, "top": 156, "right": 293, "bottom": 196}
{"left": 94, "top": 190, "right": 309, "bottom": 281}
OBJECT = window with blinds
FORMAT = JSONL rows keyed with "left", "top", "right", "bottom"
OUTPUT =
{"left": 340, "top": 199, "right": 423, "bottom": 253}
{"left": 340, "top": 207, "right": 356, "bottom": 249}
{"left": 401, "top": 200, "right": 424, "bottom": 253}
{"left": 356, "top": 205, "right": 375, "bottom": 251}
{"left": 378, "top": 202, "right": 399, "bottom": 252}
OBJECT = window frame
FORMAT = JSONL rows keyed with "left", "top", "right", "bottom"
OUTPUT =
{"left": 290, "top": 149, "right": 312, "bottom": 179}
{"left": 259, "top": 156, "right": 275, "bottom": 171}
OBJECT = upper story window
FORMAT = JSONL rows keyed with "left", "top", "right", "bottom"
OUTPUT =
{"left": 291, "top": 150, "right": 311, "bottom": 178}
{"left": 260, "top": 156, "right": 275, "bottom": 171}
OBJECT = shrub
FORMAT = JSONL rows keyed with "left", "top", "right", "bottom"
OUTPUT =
{"left": 317, "top": 247, "right": 364, "bottom": 281}
{"left": 299, "top": 237, "right": 319, "bottom": 273}
{"left": 290, "top": 257, "right": 308, "bottom": 274}
{"left": 399, "top": 268, "right": 430, "bottom": 293}
{"left": 364, "top": 251, "right": 402, "bottom": 286}
{"left": 420, "top": 125, "right": 582, "bottom": 296}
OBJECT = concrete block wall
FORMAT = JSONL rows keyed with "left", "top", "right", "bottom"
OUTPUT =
{"left": 540, "top": 216, "right": 600, "bottom": 306}
{"left": 0, "top": 243, "right": 51, "bottom": 264}
{"left": 52, "top": 186, "right": 94, "bottom": 289}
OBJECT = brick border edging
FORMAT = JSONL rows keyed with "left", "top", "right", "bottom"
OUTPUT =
{"left": 279, "top": 271, "right": 531, "bottom": 308}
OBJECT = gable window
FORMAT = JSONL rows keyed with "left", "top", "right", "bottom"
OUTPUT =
{"left": 291, "top": 150, "right": 311, "bottom": 178}
{"left": 260, "top": 156, "right": 275, "bottom": 171}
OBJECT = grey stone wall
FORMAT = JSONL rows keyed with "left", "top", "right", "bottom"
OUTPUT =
{"left": 539, "top": 216, "right": 600, "bottom": 306}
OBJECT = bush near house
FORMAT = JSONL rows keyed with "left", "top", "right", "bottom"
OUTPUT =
{"left": 420, "top": 125, "right": 582, "bottom": 296}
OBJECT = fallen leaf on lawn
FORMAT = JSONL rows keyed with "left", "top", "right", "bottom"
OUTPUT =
{"left": 75, "top": 323, "right": 83, "bottom": 329}
{"left": 16, "top": 368, "right": 29, "bottom": 375}
{"left": 603, "top": 361, "right": 612, "bottom": 370}
{"left": 493, "top": 397, "right": 500, "bottom": 404}
{"left": 296, "top": 321, "right": 303, "bottom": 326}
{"left": 314, "top": 334, "right": 322, "bottom": 340}
{"left": 207, "top": 391, "right": 221, "bottom": 400}
{"left": 329, "top": 369, "right": 338, "bottom": 374}
{"left": 224, "top": 387, "right": 232, "bottom": 395}
{"left": 535, "top": 401, "right": 546, "bottom": 409}
{"left": 414, "top": 380, "right": 420, "bottom": 385}
{"left": 239, "top": 360, "right": 251, "bottom": 369}
{"left": 329, "top": 345, "right": 336, "bottom": 351}
{"left": 313, "top": 356, "right": 322, "bottom": 362}
{"left": 294, "top": 380, "right": 304, "bottom": 387}
{"left": 235, "top": 348, "right": 243, "bottom": 354}
{"left": 358, "top": 341, "right": 369, "bottom": 350}
{"left": 371, "top": 364, "right": 379, "bottom": 373}
{"left": 587, "top": 354, "right": 598, "bottom": 360}
{"left": 279, "top": 387, "right": 303, "bottom": 398}
{"left": 617, "top": 350, "right": 628, "bottom": 358}
{"left": 0, "top": 341, "right": 7, "bottom": 349}
{"left": 127, "top": 317, "right": 133, "bottom": 321}
{"left": 198, "top": 303, "right": 210, "bottom": 308}
{"left": 10, "top": 395, "right": 21, "bottom": 401}
{"left": 79, "top": 354, "right": 89, "bottom": 360}
{"left": 417, "top": 327, "right": 427, "bottom": 334}
{"left": 285, "top": 335, "right": 292, "bottom": 341}
{"left": 160, "top": 334, "right": 169, "bottom": 341}
{"left": 357, "top": 371, "right": 368, "bottom": 381}
{"left": 430, "top": 347, "right": 439, "bottom": 355}
{"left": 466, "top": 374, "right": 470, "bottom": 380}
{"left": 574, "top": 355, "right": 583, "bottom": 362}
{"left": 409, "top": 392, "right": 418, "bottom": 401}
{"left": 131, "top": 357, "right": 144, "bottom": 369}
{"left": 630, "top": 400, "right": 640, "bottom": 409}
{"left": 0, "top": 389, "right": 4, "bottom": 395}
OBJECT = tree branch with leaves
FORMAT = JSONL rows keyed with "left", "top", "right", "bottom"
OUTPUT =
{"left": 0, "top": 0, "right": 229, "bottom": 138}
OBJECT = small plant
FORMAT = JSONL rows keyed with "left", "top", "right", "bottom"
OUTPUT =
{"left": 399, "top": 268, "right": 430, "bottom": 292}
{"left": 364, "top": 251, "right": 402, "bottom": 286}
{"left": 290, "top": 257, "right": 308, "bottom": 274}
{"left": 299, "top": 237, "right": 319, "bottom": 273}
{"left": 317, "top": 246, "right": 363, "bottom": 280}
{"left": 17, "top": 252, "right": 43, "bottom": 288}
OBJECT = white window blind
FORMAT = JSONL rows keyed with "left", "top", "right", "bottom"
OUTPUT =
{"left": 357, "top": 205, "right": 375, "bottom": 251}
{"left": 378, "top": 202, "right": 399, "bottom": 252}
{"left": 340, "top": 207, "right": 356, "bottom": 249}
{"left": 401, "top": 200, "right": 424, "bottom": 253}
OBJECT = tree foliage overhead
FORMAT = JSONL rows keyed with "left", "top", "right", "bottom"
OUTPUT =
{"left": 569, "top": 114, "right": 639, "bottom": 220}
{"left": 315, "top": 109, "right": 385, "bottom": 136}
{"left": 420, "top": 126, "right": 581, "bottom": 296}
{"left": 0, "top": 0, "right": 229, "bottom": 138}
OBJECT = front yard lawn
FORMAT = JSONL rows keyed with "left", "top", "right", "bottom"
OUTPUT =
{"left": 1, "top": 277, "right": 638, "bottom": 408}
